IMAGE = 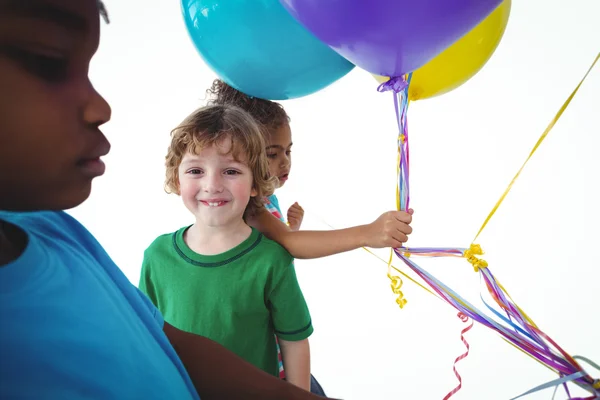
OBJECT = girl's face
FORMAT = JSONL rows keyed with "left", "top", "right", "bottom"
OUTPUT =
{"left": 265, "top": 123, "right": 292, "bottom": 189}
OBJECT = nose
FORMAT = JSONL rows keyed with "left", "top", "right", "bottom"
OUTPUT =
{"left": 280, "top": 153, "right": 291, "bottom": 169}
{"left": 203, "top": 172, "right": 224, "bottom": 193}
{"left": 83, "top": 82, "right": 112, "bottom": 128}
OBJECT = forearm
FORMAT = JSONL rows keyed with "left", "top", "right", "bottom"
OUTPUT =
{"left": 278, "top": 227, "right": 368, "bottom": 259}
{"left": 279, "top": 339, "right": 311, "bottom": 391}
{"left": 163, "top": 323, "right": 329, "bottom": 400}
{"left": 249, "top": 209, "right": 367, "bottom": 259}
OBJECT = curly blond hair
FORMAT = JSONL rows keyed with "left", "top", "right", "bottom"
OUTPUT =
{"left": 165, "top": 104, "right": 275, "bottom": 217}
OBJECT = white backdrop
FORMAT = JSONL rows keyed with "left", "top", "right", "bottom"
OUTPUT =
{"left": 71, "top": 1, "right": 600, "bottom": 399}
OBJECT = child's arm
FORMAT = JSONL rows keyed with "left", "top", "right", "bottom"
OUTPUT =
{"left": 278, "top": 338, "right": 311, "bottom": 391}
{"left": 248, "top": 207, "right": 413, "bottom": 259}
{"left": 268, "top": 258, "right": 314, "bottom": 391}
{"left": 163, "top": 323, "right": 330, "bottom": 400}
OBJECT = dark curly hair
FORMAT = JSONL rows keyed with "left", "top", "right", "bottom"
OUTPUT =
{"left": 206, "top": 80, "right": 290, "bottom": 133}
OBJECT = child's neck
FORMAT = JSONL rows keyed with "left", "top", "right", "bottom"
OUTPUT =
{"left": 184, "top": 219, "right": 252, "bottom": 256}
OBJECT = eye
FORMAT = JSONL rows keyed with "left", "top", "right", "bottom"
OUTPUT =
{"left": 224, "top": 169, "right": 240, "bottom": 175}
{"left": 187, "top": 168, "right": 203, "bottom": 175}
{"left": 267, "top": 153, "right": 277, "bottom": 159}
{"left": 285, "top": 150, "right": 292, "bottom": 156}
{"left": 3, "top": 46, "right": 69, "bottom": 83}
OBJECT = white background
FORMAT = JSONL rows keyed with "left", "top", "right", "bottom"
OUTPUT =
{"left": 71, "top": 1, "right": 600, "bottom": 399}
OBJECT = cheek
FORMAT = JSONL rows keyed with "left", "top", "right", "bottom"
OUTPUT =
{"left": 267, "top": 159, "right": 278, "bottom": 175}
{"left": 178, "top": 178, "right": 198, "bottom": 201}
{"left": 232, "top": 177, "right": 255, "bottom": 198}
{"left": 2, "top": 87, "right": 76, "bottom": 153}
{"left": 1, "top": 62, "right": 81, "bottom": 138}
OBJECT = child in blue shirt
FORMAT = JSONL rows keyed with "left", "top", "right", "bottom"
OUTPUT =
{"left": 0, "top": 1, "right": 338, "bottom": 399}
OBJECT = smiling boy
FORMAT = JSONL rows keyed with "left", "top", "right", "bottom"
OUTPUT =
{"left": 140, "top": 104, "right": 314, "bottom": 391}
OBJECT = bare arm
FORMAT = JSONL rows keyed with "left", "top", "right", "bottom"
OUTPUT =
{"left": 279, "top": 338, "right": 311, "bottom": 391}
{"left": 163, "top": 323, "right": 333, "bottom": 400}
{"left": 247, "top": 207, "right": 413, "bottom": 259}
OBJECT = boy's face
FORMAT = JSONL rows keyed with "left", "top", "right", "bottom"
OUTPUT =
{"left": 178, "top": 138, "right": 257, "bottom": 229}
{"left": 0, "top": 0, "right": 111, "bottom": 211}
{"left": 265, "top": 123, "right": 292, "bottom": 189}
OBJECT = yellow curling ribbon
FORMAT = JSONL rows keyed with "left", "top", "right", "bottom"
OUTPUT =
{"left": 388, "top": 273, "right": 408, "bottom": 308}
{"left": 387, "top": 249, "right": 407, "bottom": 308}
{"left": 362, "top": 246, "right": 439, "bottom": 299}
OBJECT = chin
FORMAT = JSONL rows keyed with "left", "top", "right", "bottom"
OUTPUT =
{"left": 52, "top": 183, "right": 93, "bottom": 211}
{"left": 0, "top": 183, "right": 92, "bottom": 212}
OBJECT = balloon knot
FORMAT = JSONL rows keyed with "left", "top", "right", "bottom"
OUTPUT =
{"left": 464, "top": 244, "right": 488, "bottom": 272}
{"left": 377, "top": 75, "right": 408, "bottom": 93}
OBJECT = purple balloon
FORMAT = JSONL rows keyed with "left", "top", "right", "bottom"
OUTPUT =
{"left": 278, "top": 0, "right": 504, "bottom": 77}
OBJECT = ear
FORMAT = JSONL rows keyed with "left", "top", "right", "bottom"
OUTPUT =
{"left": 174, "top": 173, "right": 183, "bottom": 195}
{"left": 250, "top": 187, "right": 258, "bottom": 197}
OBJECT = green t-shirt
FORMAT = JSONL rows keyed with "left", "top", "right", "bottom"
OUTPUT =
{"left": 139, "top": 226, "right": 313, "bottom": 376}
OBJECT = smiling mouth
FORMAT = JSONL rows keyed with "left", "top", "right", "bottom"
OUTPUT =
{"left": 200, "top": 200, "right": 228, "bottom": 207}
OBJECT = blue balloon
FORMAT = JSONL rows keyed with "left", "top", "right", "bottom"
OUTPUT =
{"left": 181, "top": 0, "right": 354, "bottom": 100}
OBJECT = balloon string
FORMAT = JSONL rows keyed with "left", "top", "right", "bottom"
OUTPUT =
{"left": 472, "top": 52, "right": 600, "bottom": 243}
{"left": 382, "top": 74, "right": 476, "bottom": 398}
{"left": 380, "top": 53, "right": 600, "bottom": 398}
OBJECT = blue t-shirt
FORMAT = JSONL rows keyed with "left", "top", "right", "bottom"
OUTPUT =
{"left": 0, "top": 211, "right": 199, "bottom": 399}
{"left": 265, "top": 194, "right": 285, "bottom": 223}
{"left": 267, "top": 194, "right": 282, "bottom": 216}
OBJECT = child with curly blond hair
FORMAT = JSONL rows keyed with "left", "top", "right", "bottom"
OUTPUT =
{"left": 139, "top": 104, "right": 314, "bottom": 391}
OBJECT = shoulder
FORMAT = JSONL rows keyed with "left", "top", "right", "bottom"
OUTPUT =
{"left": 253, "top": 231, "right": 293, "bottom": 265}
{"left": 0, "top": 210, "right": 106, "bottom": 257}
{"left": 0, "top": 211, "right": 145, "bottom": 306}
{"left": 145, "top": 232, "right": 174, "bottom": 252}
{"left": 1, "top": 210, "right": 89, "bottom": 238}
{"left": 144, "top": 227, "right": 183, "bottom": 256}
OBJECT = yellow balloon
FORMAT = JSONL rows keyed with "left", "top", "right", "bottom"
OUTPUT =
{"left": 374, "top": 0, "right": 511, "bottom": 101}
